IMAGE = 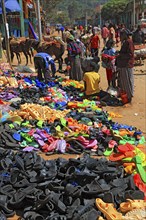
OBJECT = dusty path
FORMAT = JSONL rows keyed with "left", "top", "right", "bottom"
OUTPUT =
{"left": 100, "top": 62, "right": 146, "bottom": 134}
{"left": 1, "top": 35, "right": 146, "bottom": 134}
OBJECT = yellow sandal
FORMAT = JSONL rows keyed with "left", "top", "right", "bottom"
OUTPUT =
{"left": 96, "top": 198, "right": 123, "bottom": 220}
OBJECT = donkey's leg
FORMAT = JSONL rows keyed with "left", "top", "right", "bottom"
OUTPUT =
{"left": 16, "top": 53, "right": 19, "bottom": 64}
{"left": 23, "top": 51, "right": 28, "bottom": 66}
{"left": 60, "top": 56, "right": 63, "bottom": 70}
{"left": 11, "top": 52, "right": 14, "bottom": 63}
{"left": 30, "top": 48, "right": 34, "bottom": 57}
{"left": 27, "top": 50, "right": 32, "bottom": 64}
{"left": 17, "top": 53, "right": 21, "bottom": 64}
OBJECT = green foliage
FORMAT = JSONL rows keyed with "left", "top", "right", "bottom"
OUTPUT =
{"left": 43, "top": 0, "right": 101, "bottom": 23}
{"left": 101, "top": 0, "right": 128, "bottom": 21}
{"left": 40, "top": 0, "right": 61, "bottom": 11}
{"left": 53, "top": 12, "right": 70, "bottom": 25}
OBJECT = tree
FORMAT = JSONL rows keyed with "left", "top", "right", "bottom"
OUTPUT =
{"left": 68, "top": 0, "right": 79, "bottom": 23}
{"left": 101, "top": 0, "right": 128, "bottom": 21}
{"left": 53, "top": 12, "right": 70, "bottom": 25}
{"left": 40, "top": 0, "right": 61, "bottom": 11}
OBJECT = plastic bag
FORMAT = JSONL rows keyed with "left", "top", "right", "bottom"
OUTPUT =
{"left": 107, "top": 86, "right": 119, "bottom": 97}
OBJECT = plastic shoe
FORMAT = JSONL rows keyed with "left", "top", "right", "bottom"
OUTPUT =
{"left": 12, "top": 133, "right": 21, "bottom": 142}
{"left": 20, "top": 133, "right": 33, "bottom": 143}
{"left": 95, "top": 198, "right": 123, "bottom": 220}
{"left": 23, "top": 211, "right": 44, "bottom": 220}
{"left": 0, "top": 195, "right": 15, "bottom": 217}
{"left": 120, "top": 199, "right": 146, "bottom": 213}
{"left": 133, "top": 156, "right": 146, "bottom": 183}
{"left": 37, "top": 120, "right": 44, "bottom": 128}
{"left": 124, "top": 208, "right": 146, "bottom": 220}
{"left": 56, "top": 140, "right": 67, "bottom": 153}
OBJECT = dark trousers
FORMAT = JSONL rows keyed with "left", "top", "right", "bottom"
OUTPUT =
{"left": 91, "top": 48, "right": 99, "bottom": 57}
{"left": 85, "top": 90, "right": 110, "bottom": 101}
{"left": 34, "top": 56, "right": 50, "bottom": 82}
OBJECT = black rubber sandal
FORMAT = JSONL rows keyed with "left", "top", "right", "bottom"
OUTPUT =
{"left": 23, "top": 211, "right": 44, "bottom": 220}
{"left": 0, "top": 195, "right": 15, "bottom": 217}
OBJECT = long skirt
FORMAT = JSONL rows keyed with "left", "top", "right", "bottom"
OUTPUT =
{"left": 70, "top": 57, "right": 83, "bottom": 81}
{"left": 117, "top": 67, "right": 134, "bottom": 101}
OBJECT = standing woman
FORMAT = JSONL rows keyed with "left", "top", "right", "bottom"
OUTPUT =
{"left": 66, "top": 35, "right": 83, "bottom": 81}
{"left": 116, "top": 29, "right": 134, "bottom": 103}
{"left": 90, "top": 29, "right": 100, "bottom": 57}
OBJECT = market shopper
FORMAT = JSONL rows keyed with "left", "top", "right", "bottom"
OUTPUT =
{"left": 116, "top": 29, "right": 134, "bottom": 103}
{"left": 101, "top": 25, "right": 109, "bottom": 46}
{"left": 34, "top": 52, "right": 56, "bottom": 82}
{"left": 66, "top": 35, "right": 83, "bottom": 81}
{"left": 90, "top": 29, "right": 100, "bottom": 57}
{"left": 102, "top": 39, "right": 116, "bottom": 87}
{"left": 132, "top": 25, "right": 145, "bottom": 44}
{"left": 108, "top": 24, "right": 116, "bottom": 42}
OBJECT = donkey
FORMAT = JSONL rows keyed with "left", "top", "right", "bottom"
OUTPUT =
{"left": 2, "top": 37, "right": 33, "bottom": 65}
{"left": 30, "top": 39, "right": 65, "bottom": 71}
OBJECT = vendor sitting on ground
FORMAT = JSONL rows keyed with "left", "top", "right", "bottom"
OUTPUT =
{"left": 83, "top": 58, "right": 122, "bottom": 105}
{"left": 34, "top": 53, "right": 56, "bottom": 83}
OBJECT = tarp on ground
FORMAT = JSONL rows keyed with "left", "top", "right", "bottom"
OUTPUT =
{"left": 0, "top": 0, "right": 21, "bottom": 14}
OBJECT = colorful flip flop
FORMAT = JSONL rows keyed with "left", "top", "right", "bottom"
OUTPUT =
{"left": 133, "top": 173, "right": 146, "bottom": 198}
{"left": 118, "top": 143, "right": 135, "bottom": 153}
{"left": 109, "top": 151, "right": 136, "bottom": 162}
{"left": 104, "top": 148, "right": 114, "bottom": 156}
{"left": 134, "top": 156, "right": 146, "bottom": 183}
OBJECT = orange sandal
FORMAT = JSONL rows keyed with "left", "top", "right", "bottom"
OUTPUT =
{"left": 96, "top": 198, "right": 123, "bottom": 220}
{"left": 120, "top": 199, "right": 146, "bottom": 213}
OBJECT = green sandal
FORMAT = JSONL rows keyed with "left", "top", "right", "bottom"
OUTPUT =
{"left": 37, "top": 120, "right": 44, "bottom": 128}
{"left": 134, "top": 155, "right": 146, "bottom": 183}
{"left": 104, "top": 147, "right": 114, "bottom": 156}
{"left": 21, "top": 133, "right": 33, "bottom": 143}
{"left": 21, "top": 121, "right": 30, "bottom": 127}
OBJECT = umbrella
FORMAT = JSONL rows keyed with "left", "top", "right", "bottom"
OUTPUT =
{"left": 0, "top": 0, "right": 22, "bottom": 14}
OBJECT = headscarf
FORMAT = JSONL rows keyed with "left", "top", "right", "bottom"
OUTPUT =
{"left": 67, "top": 35, "right": 75, "bottom": 41}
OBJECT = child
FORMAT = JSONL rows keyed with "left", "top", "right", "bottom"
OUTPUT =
{"left": 83, "top": 58, "right": 123, "bottom": 106}
{"left": 83, "top": 58, "right": 111, "bottom": 101}
{"left": 102, "top": 39, "right": 116, "bottom": 87}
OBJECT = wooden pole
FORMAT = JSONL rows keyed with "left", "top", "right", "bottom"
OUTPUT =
{"left": 36, "top": 0, "right": 42, "bottom": 41}
{"left": 0, "top": 33, "right": 2, "bottom": 59}
{"left": 1, "top": 0, "right": 12, "bottom": 66}
{"left": 133, "top": 0, "right": 135, "bottom": 27}
{"left": 19, "top": 0, "right": 25, "bottom": 36}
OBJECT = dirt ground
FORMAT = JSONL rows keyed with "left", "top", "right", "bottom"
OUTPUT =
{"left": 0, "top": 35, "right": 146, "bottom": 136}
{"left": 1, "top": 39, "right": 145, "bottom": 220}
{"left": 101, "top": 60, "right": 146, "bottom": 135}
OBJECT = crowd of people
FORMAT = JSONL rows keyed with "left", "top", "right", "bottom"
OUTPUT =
{"left": 35, "top": 23, "right": 145, "bottom": 105}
